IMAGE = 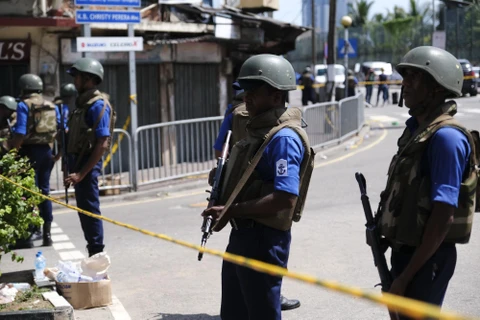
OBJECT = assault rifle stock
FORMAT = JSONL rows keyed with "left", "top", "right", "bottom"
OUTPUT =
{"left": 355, "top": 172, "right": 393, "bottom": 292}
{"left": 198, "top": 130, "right": 232, "bottom": 261}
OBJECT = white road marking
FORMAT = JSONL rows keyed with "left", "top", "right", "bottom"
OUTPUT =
{"left": 51, "top": 234, "right": 70, "bottom": 242}
{"left": 53, "top": 242, "right": 75, "bottom": 250}
{"left": 59, "top": 250, "right": 85, "bottom": 261}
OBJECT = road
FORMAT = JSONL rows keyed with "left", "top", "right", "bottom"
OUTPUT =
{"left": 3, "top": 91, "right": 480, "bottom": 320}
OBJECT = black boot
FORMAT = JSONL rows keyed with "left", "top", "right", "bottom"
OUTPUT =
{"left": 42, "top": 222, "right": 53, "bottom": 247}
{"left": 280, "top": 294, "right": 301, "bottom": 311}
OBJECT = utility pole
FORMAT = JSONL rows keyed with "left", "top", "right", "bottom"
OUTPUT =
{"left": 432, "top": 0, "right": 435, "bottom": 34}
{"left": 327, "top": 0, "right": 337, "bottom": 101}
{"left": 311, "top": 0, "right": 316, "bottom": 70}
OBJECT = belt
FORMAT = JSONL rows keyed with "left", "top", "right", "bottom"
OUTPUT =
{"left": 231, "top": 218, "right": 257, "bottom": 229}
{"left": 393, "top": 242, "right": 455, "bottom": 254}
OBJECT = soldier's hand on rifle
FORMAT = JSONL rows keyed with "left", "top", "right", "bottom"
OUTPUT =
{"left": 208, "top": 168, "right": 216, "bottom": 186}
{"left": 65, "top": 172, "right": 84, "bottom": 187}
{"left": 201, "top": 206, "right": 224, "bottom": 221}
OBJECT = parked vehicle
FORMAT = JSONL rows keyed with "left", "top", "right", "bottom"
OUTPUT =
{"left": 472, "top": 66, "right": 480, "bottom": 86}
{"left": 314, "top": 64, "right": 346, "bottom": 86}
{"left": 458, "top": 59, "right": 477, "bottom": 96}
{"left": 354, "top": 61, "right": 393, "bottom": 81}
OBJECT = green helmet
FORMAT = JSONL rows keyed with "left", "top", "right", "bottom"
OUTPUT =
{"left": 0, "top": 96, "right": 17, "bottom": 111}
{"left": 396, "top": 46, "right": 463, "bottom": 97}
{"left": 67, "top": 57, "right": 104, "bottom": 83}
{"left": 237, "top": 54, "right": 296, "bottom": 91}
{"left": 19, "top": 74, "right": 43, "bottom": 92}
{"left": 60, "top": 83, "right": 77, "bottom": 98}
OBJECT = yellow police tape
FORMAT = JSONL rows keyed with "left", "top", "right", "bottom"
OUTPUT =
{"left": 102, "top": 115, "right": 131, "bottom": 169}
{"left": 1, "top": 174, "right": 478, "bottom": 320}
{"left": 298, "top": 76, "right": 477, "bottom": 90}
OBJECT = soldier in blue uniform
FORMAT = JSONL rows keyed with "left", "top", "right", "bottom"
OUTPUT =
{"left": 203, "top": 55, "right": 314, "bottom": 320}
{"left": 212, "top": 81, "right": 301, "bottom": 311}
{"left": 10, "top": 74, "right": 58, "bottom": 248}
{"left": 64, "top": 57, "right": 113, "bottom": 257}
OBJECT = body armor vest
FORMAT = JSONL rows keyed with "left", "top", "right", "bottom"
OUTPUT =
{"left": 23, "top": 94, "right": 57, "bottom": 145}
{"left": 380, "top": 102, "right": 479, "bottom": 246}
{"left": 67, "top": 89, "right": 115, "bottom": 156}
{"left": 219, "top": 107, "right": 315, "bottom": 231}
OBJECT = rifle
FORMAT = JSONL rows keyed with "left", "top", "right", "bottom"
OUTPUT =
{"left": 355, "top": 172, "right": 393, "bottom": 292}
{"left": 6, "top": 119, "right": 13, "bottom": 136}
{"left": 198, "top": 130, "right": 232, "bottom": 261}
{"left": 59, "top": 104, "right": 69, "bottom": 204}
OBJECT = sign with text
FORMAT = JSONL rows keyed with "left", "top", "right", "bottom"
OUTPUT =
{"left": 76, "top": 10, "right": 141, "bottom": 24}
{"left": 0, "top": 40, "right": 31, "bottom": 63}
{"left": 75, "top": 0, "right": 141, "bottom": 7}
{"left": 76, "top": 37, "right": 144, "bottom": 52}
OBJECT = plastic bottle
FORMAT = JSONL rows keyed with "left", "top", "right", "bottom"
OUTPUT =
{"left": 34, "top": 251, "right": 46, "bottom": 280}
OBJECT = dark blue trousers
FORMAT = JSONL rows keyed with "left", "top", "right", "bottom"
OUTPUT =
{"left": 20, "top": 145, "right": 53, "bottom": 223}
{"left": 70, "top": 156, "right": 104, "bottom": 255}
{"left": 221, "top": 223, "right": 291, "bottom": 320}
{"left": 391, "top": 243, "right": 457, "bottom": 320}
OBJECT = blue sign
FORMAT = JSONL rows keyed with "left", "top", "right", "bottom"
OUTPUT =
{"left": 75, "top": 0, "right": 140, "bottom": 7}
{"left": 76, "top": 10, "right": 141, "bottom": 24}
{"left": 338, "top": 38, "right": 358, "bottom": 58}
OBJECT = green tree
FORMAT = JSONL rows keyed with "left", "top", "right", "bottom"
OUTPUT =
{"left": 348, "top": 0, "right": 374, "bottom": 27}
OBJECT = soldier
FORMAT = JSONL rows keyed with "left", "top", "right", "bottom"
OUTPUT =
{"left": 52, "top": 83, "right": 76, "bottom": 162}
{"left": 0, "top": 96, "right": 17, "bottom": 148}
{"left": 379, "top": 46, "right": 477, "bottom": 319}
{"left": 211, "top": 81, "right": 302, "bottom": 311}
{"left": 64, "top": 57, "right": 114, "bottom": 257}
{"left": 202, "top": 54, "right": 314, "bottom": 319}
{"left": 10, "top": 74, "right": 58, "bottom": 247}
{"left": 299, "top": 66, "right": 316, "bottom": 106}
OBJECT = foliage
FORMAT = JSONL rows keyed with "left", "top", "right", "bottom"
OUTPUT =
{"left": 0, "top": 148, "right": 43, "bottom": 270}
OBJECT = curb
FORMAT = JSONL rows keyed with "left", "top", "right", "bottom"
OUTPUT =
{"left": 0, "top": 306, "right": 74, "bottom": 320}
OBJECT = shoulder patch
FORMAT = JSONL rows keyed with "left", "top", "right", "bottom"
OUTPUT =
{"left": 276, "top": 159, "right": 288, "bottom": 177}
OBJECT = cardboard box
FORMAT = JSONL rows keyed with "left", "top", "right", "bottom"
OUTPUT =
{"left": 56, "top": 278, "right": 112, "bottom": 309}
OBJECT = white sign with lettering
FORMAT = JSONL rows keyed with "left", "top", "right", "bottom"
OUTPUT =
{"left": 76, "top": 37, "right": 144, "bottom": 52}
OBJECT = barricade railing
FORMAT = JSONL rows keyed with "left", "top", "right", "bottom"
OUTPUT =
{"left": 50, "top": 129, "right": 133, "bottom": 196}
{"left": 134, "top": 116, "right": 223, "bottom": 188}
{"left": 51, "top": 94, "right": 365, "bottom": 191}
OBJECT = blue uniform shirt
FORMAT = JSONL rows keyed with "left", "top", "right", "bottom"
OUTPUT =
{"left": 214, "top": 104, "right": 234, "bottom": 151}
{"left": 13, "top": 101, "right": 29, "bottom": 135}
{"left": 87, "top": 100, "right": 111, "bottom": 138}
{"left": 256, "top": 128, "right": 305, "bottom": 196}
{"left": 406, "top": 117, "right": 471, "bottom": 207}
{"left": 56, "top": 104, "right": 70, "bottom": 130}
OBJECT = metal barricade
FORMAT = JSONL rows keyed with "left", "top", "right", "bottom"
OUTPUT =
{"left": 339, "top": 94, "right": 362, "bottom": 138}
{"left": 302, "top": 102, "right": 341, "bottom": 149}
{"left": 50, "top": 128, "right": 134, "bottom": 195}
{"left": 135, "top": 116, "right": 223, "bottom": 187}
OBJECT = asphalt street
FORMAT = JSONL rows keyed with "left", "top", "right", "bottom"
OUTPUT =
{"left": 3, "top": 89, "right": 480, "bottom": 320}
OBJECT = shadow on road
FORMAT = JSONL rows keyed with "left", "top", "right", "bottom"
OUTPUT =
{"left": 148, "top": 314, "right": 220, "bottom": 320}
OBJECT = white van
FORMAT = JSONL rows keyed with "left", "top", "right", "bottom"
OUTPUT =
{"left": 314, "top": 64, "right": 346, "bottom": 86}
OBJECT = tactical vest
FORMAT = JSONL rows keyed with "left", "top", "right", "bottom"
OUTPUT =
{"left": 219, "top": 107, "right": 315, "bottom": 231}
{"left": 22, "top": 94, "right": 57, "bottom": 145}
{"left": 379, "top": 102, "right": 480, "bottom": 246}
{"left": 0, "top": 113, "right": 16, "bottom": 156}
{"left": 228, "top": 103, "right": 249, "bottom": 146}
{"left": 67, "top": 89, "right": 116, "bottom": 157}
